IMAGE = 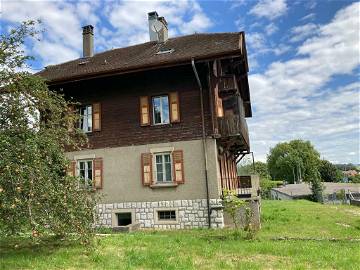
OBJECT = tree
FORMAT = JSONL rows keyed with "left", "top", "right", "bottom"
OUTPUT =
{"left": 238, "top": 161, "right": 269, "bottom": 178}
{"left": 319, "top": 160, "right": 342, "bottom": 182}
{"left": 0, "top": 21, "right": 98, "bottom": 242}
{"left": 267, "top": 140, "right": 324, "bottom": 202}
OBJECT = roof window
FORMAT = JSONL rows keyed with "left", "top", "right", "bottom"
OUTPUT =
{"left": 156, "top": 48, "right": 175, "bottom": 55}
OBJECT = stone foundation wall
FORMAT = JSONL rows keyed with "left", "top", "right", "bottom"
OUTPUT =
{"left": 97, "top": 199, "right": 224, "bottom": 229}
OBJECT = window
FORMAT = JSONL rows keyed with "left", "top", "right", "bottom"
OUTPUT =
{"left": 116, "top": 212, "right": 132, "bottom": 226}
{"left": 158, "top": 210, "right": 176, "bottom": 221}
{"left": 155, "top": 153, "right": 172, "bottom": 183}
{"left": 152, "top": 96, "right": 169, "bottom": 125}
{"left": 78, "top": 160, "right": 93, "bottom": 188}
{"left": 79, "top": 105, "right": 92, "bottom": 132}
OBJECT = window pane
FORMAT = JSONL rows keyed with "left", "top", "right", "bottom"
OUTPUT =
{"left": 156, "top": 155, "right": 162, "bottom": 164}
{"left": 153, "top": 97, "right": 161, "bottom": 124}
{"left": 161, "top": 96, "right": 169, "bottom": 123}
{"left": 165, "top": 162, "right": 172, "bottom": 182}
{"left": 87, "top": 106, "right": 92, "bottom": 131}
{"left": 164, "top": 154, "right": 170, "bottom": 163}
{"left": 157, "top": 171, "right": 163, "bottom": 182}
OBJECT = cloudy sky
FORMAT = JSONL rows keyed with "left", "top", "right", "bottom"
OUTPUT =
{"left": 1, "top": 0, "right": 359, "bottom": 164}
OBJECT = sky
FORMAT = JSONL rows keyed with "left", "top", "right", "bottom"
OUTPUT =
{"left": 1, "top": 0, "right": 359, "bottom": 164}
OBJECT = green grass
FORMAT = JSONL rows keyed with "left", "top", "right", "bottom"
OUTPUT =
{"left": 1, "top": 200, "right": 360, "bottom": 269}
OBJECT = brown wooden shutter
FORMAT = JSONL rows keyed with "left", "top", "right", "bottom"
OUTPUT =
{"left": 92, "top": 102, "right": 101, "bottom": 131}
{"left": 169, "top": 92, "right": 180, "bottom": 123}
{"left": 67, "top": 160, "right": 76, "bottom": 177}
{"left": 141, "top": 153, "right": 152, "bottom": 186}
{"left": 172, "top": 150, "right": 184, "bottom": 184}
{"left": 139, "top": 96, "right": 150, "bottom": 126}
{"left": 215, "top": 86, "right": 224, "bottom": 117}
{"left": 93, "top": 158, "right": 103, "bottom": 189}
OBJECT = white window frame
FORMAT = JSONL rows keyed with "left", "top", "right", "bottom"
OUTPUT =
{"left": 154, "top": 152, "right": 173, "bottom": 183}
{"left": 77, "top": 159, "right": 93, "bottom": 189}
{"left": 79, "top": 105, "right": 92, "bottom": 133}
{"left": 152, "top": 95, "right": 169, "bottom": 125}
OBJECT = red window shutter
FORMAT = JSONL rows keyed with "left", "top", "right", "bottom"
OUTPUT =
{"left": 139, "top": 96, "right": 150, "bottom": 126}
{"left": 93, "top": 158, "right": 103, "bottom": 189}
{"left": 92, "top": 102, "right": 101, "bottom": 131}
{"left": 141, "top": 153, "right": 152, "bottom": 186}
{"left": 67, "top": 160, "right": 76, "bottom": 177}
{"left": 169, "top": 92, "right": 180, "bottom": 123}
{"left": 172, "top": 150, "right": 184, "bottom": 184}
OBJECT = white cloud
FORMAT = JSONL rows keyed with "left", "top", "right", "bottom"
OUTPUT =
{"left": 300, "top": 13, "right": 316, "bottom": 21}
{"left": 101, "top": 0, "right": 212, "bottom": 48}
{"left": 249, "top": 0, "right": 288, "bottom": 20}
{"left": 246, "top": 32, "right": 291, "bottom": 56}
{"left": 1, "top": 0, "right": 212, "bottom": 66}
{"left": 248, "top": 2, "right": 360, "bottom": 163}
{"left": 290, "top": 23, "right": 318, "bottom": 42}
{"left": 1, "top": 0, "right": 101, "bottom": 66}
{"left": 265, "top": 23, "right": 278, "bottom": 35}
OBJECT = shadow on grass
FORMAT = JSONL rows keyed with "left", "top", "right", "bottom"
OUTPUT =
{"left": 0, "top": 235, "right": 82, "bottom": 259}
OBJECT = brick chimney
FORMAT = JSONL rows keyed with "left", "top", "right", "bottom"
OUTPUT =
{"left": 148, "top": 11, "right": 168, "bottom": 42}
{"left": 82, "top": 25, "right": 94, "bottom": 57}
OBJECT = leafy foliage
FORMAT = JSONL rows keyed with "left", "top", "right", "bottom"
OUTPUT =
{"left": 0, "top": 21, "right": 98, "bottom": 242}
{"left": 222, "top": 189, "right": 257, "bottom": 239}
{"left": 349, "top": 174, "right": 360, "bottom": 183}
{"left": 267, "top": 140, "right": 324, "bottom": 202}
{"left": 319, "top": 159, "right": 342, "bottom": 182}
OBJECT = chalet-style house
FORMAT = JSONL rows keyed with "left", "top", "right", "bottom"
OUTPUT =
{"left": 38, "top": 12, "right": 260, "bottom": 229}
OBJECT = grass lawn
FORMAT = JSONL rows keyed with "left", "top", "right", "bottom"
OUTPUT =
{"left": 1, "top": 200, "right": 360, "bottom": 269}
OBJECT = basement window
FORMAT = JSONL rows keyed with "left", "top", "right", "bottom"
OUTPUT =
{"left": 116, "top": 212, "right": 132, "bottom": 226}
{"left": 158, "top": 210, "right": 176, "bottom": 221}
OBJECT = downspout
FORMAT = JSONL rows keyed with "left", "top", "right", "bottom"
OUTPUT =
{"left": 191, "top": 58, "right": 212, "bottom": 229}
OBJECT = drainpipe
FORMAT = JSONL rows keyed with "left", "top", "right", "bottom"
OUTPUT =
{"left": 191, "top": 58, "right": 211, "bottom": 229}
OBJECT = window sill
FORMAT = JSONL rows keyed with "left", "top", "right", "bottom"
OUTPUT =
{"left": 150, "top": 183, "right": 178, "bottom": 188}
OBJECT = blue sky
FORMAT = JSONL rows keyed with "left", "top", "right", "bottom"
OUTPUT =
{"left": 1, "top": 0, "right": 359, "bottom": 164}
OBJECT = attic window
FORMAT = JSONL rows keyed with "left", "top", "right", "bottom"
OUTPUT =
{"left": 78, "top": 60, "right": 89, "bottom": 65}
{"left": 156, "top": 48, "right": 175, "bottom": 55}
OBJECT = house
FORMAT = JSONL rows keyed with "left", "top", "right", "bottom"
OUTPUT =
{"left": 38, "top": 11, "right": 259, "bottom": 229}
{"left": 271, "top": 182, "right": 360, "bottom": 203}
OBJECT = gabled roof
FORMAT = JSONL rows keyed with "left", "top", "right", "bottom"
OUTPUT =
{"left": 37, "top": 32, "right": 246, "bottom": 83}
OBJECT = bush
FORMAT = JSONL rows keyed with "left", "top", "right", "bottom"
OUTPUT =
{"left": 260, "top": 178, "right": 282, "bottom": 199}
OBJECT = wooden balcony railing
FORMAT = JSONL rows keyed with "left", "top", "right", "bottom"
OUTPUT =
{"left": 217, "top": 114, "right": 250, "bottom": 149}
{"left": 218, "top": 75, "right": 237, "bottom": 98}
{"left": 222, "top": 175, "right": 260, "bottom": 198}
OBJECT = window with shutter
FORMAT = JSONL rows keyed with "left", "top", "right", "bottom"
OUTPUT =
{"left": 172, "top": 150, "right": 184, "bottom": 184}
{"left": 169, "top": 92, "right": 180, "bottom": 123}
{"left": 92, "top": 102, "right": 101, "bottom": 131}
{"left": 79, "top": 105, "right": 93, "bottom": 132}
{"left": 141, "top": 153, "right": 152, "bottom": 185}
{"left": 77, "top": 159, "right": 94, "bottom": 189}
{"left": 140, "top": 96, "right": 150, "bottom": 126}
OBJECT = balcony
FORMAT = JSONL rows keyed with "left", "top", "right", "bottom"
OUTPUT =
{"left": 222, "top": 175, "right": 260, "bottom": 198}
{"left": 218, "top": 75, "right": 237, "bottom": 98}
{"left": 217, "top": 114, "right": 250, "bottom": 152}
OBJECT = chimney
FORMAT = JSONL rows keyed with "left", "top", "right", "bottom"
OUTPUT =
{"left": 82, "top": 25, "right": 94, "bottom": 58}
{"left": 148, "top": 11, "right": 168, "bottom": 42}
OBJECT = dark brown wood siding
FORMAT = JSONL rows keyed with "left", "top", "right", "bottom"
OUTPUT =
{"left": 55, "top": 65, "right": 213, "bottom": 150}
